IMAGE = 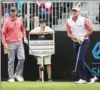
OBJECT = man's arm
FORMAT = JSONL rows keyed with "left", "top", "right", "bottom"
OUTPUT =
{"left": 43, "top": 27, "right": 55, "bottom": 35}
{"left": 21, "top": 23, "right": 27, "bottom": 38}
{"left": 84, "top": 19, "right": 94, "bottom": 37}
{"left": 21, "top": 22, "right": 28, "bottom": 44}
{"left": 29, "top": 27, "right": 39, "bottom": 34}
{"left": 66, "top": 23, "right": 77, "bottom": 41}
{"left": 2, "top": 21, "right": 8, "bottom": 48}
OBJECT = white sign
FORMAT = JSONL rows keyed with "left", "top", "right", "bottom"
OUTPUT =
{"left": 29, "top": 34, "right": 55, "bottom": 57}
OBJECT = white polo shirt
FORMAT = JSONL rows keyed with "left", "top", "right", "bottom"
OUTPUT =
{"left": 67, "top": 16, "right": 90, "bottom": 39}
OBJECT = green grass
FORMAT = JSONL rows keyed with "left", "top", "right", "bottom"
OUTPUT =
{"left": 1, "top": 81, "right": 100, "bottom": 90}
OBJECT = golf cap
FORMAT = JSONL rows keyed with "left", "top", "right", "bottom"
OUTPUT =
{"left": 10, "top": 7, "right": 17, "bottom": 11}
{"left": 72, "top": 7, "right": 80, "bottom": 12}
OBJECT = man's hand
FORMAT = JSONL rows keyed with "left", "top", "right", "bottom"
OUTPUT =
{"left": 71, "top": 36, "right": 85, "bottom": 44}
{"left": 4, "top": 44, "right": 8, "bottom": 54}
{"left": 24, "top": 37, "right": 28, "bottom": 44}
{"left": 76, "top": 36, "right": 85, "bottom": 44}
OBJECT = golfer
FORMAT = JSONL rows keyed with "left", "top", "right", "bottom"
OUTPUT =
{"left": 66, "top": 7, "right": 98, "bottom": 84}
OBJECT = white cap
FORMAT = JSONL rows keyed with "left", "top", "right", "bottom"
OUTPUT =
{"left": 72, "top": 7, "right": 80, "bottom": 12}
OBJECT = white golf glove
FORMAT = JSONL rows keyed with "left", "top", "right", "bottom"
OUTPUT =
{"left": 77, "top": 36, "right": 85, "bottom": 44}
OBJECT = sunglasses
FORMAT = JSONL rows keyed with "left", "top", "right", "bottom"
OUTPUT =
{"left": 72, "top": 9, "right": 78, "bottom": 12}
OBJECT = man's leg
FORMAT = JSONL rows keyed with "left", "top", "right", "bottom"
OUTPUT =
{"left": 73, "top": 40, "right": 88, "bottom": 82}
{"left": 73, "top": 42, "right": 82, "bottom": 80}
{"left": 37, "top": 56, "right": 42, "bottom": 81}
{"left": 77, "top": 39, "right": 94, "bottom": 79}
{"left": 73, "top": 41, "right": 87, "bottom": 84}
{"left": 78, "top": 39, "right": 98, "bottom": 84}
{"left": 14, "top": 43, "right": 25, "bottom": 81}
{"left": 77, "top": 39, "right": 90, "bottom": 81}
{"left": 46, "top": 64, "right": 51, "bottom": 79}
{"left": 38, "top": 65, "right": 42, "bottom": 79}
{"left": 44, "top": 56, "right": 52, "bottom": 81}
{"left": 8, "top": 44, "right": 16, "bottom": 82}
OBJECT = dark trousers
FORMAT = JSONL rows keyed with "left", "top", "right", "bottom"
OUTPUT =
{"left": 73, "top": 39, "right": 95, "bottom": 80}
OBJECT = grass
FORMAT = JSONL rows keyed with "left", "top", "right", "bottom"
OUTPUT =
{"left": 1, "top": 81, "right": 100, "bottom": 90}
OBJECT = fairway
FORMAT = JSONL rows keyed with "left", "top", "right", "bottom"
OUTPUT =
{"left": 1, "top": 82, "right": 100, "bottom": 90}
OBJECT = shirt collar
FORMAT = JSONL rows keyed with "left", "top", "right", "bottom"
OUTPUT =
{"left": 10, "top": 17, "right": 17, "bottom": 21}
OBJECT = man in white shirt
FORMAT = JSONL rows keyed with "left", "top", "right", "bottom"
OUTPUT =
{"left": 29, "top": 20, "right": 54, "bottom": 81}
{"left": 66, "top": 7, "right": 98, "bottom": 84}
